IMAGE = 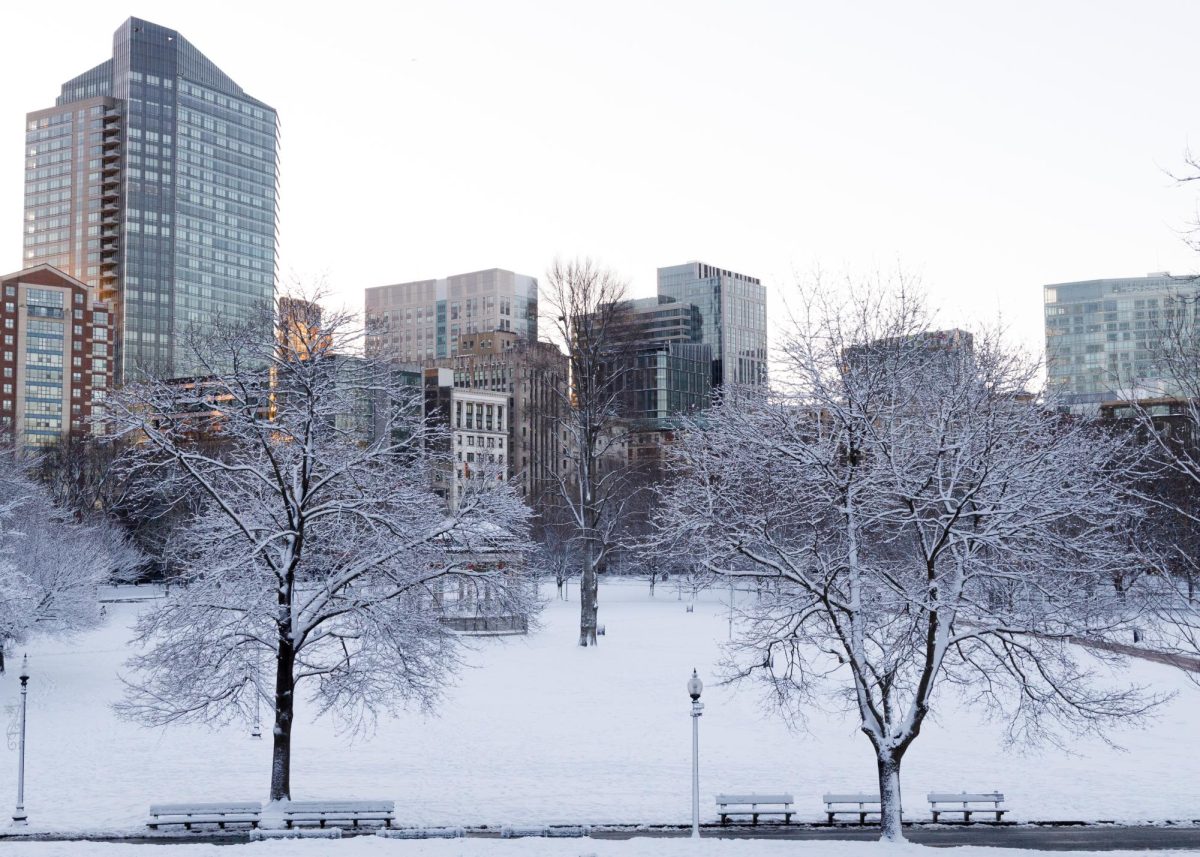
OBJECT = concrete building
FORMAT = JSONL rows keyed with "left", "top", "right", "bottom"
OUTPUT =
{"left": 427, "top": 330, "right": 569, "bottom": 510}
{"left": 656, "top": 261, "right": 767, "bottom": 389}
{"left": 424, "top": 368, "right": 509, "bottom": 509}
{"left": 1044, "top": 273, "right": 1200, "bottom": 409}
{"left": 0, "top": 265, "right": 114, "bottom": 449}
{"left": 366, "top": 269, "right": 538, "bottom": 363}
{"left": 23, "top": 17, "right": 279, "bottom": 382}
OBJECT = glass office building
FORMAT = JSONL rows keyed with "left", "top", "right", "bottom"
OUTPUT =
{"left": 23, "top": 17, "right": 279, "bottom": 381}
{"left": 1044, "top": 273, "right": 1200, "bottom": 409}
{"left": 656, "top": 261, "right": 767, "bottom": 389}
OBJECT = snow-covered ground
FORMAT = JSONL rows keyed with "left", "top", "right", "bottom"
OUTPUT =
{"left": 0, "top": 580, "right": 1197, "bottom": 836}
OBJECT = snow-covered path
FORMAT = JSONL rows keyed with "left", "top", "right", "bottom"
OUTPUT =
{"left": 0, "top": 580, "right": 1197, "bottom": 835}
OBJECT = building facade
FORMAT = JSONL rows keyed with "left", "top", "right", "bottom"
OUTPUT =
{"left": 424, "top": 368, "right": 509, "bottom": 509}
{"left": 365, "top": 268, "right": 538, "bottom": 363}
{"left": 427, "top": 330, "right": 569, "bottom": 510}
{"left": 24, "top": 17, "right": 279, "bottom": 382}
{"left": 0, "top": 265, "right": 113, "bottom": 449}
{"left": 1045, "top": 273, "right": 1200, "bottom": 409}
{"left": 656, "top": 261, "right": 767, "bottom": 389}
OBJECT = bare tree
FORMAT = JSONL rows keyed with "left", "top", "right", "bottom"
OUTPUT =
{"left": 108, "top": 294, "right": 534, "bottom": 803}
{"left": 0, "top": 451, "right": 139, "bottom": 672}
{"left": 1115, "top": 288, "right": 1200, "bottom": 677}
{"left": 656, "top": 282, "right": 1159, "bottom": 841}
{"left": 542, "top": 259, "right": 643, "bottom": 646}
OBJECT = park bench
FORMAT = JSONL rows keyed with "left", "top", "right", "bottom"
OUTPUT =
{"left": 147, "top": 801, "right": 262, "bottom": 830}
{"left": 928, "top": 791, "right": 1006, "bottom": 823}
{"left": 282, "top": 800, "right": 395, "bottom": 829}
{"left": 823, "top": 793, "right": 882, "bottom": 825}
{"left": 715, "top": 793, "right": 794, "bottom": 825}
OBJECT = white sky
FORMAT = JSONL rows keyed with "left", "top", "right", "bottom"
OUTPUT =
{"left": 4, "top": 0, "right": 1200, "bottom": 359}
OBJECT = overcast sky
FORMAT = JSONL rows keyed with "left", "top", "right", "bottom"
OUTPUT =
{"left": 3, "top": 0, "right": 1200, "bottom": 359}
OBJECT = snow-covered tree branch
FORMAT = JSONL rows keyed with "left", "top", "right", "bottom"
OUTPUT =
{"left": 108, "top": 292, "right": 535, "bottom": 802}
{"left": 655, "top": 280, "right": 1161, "bottom": 841}
{"left": 0, "top": 451, "right": 138, "bottom": 673}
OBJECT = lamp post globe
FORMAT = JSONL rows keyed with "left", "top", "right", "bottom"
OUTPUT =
{"left": 688, "top": 669, "right": 703, "bottom": 701}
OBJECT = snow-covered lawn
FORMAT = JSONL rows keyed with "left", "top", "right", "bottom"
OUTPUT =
{"left": 0, "top": 580, "right": 1197, "bottom": 836}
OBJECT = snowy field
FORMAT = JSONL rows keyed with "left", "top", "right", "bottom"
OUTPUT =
{"left": 0, "top": 579, "right": 1198, "bottom": 838}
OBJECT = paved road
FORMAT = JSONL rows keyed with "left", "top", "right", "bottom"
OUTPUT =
{"left": 592, "top": 824, "right": 1200, "bottom": 851}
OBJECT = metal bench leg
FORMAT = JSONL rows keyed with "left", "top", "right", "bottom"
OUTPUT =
{"left": 964, "top": 811, "right": 972, "bottom": 823}
{"left": 995, "top": 811, "right": 1002, "bottom": 823}
{"left": 784, "top": 813, "right": 792, "bottom": 824}
{"left": 932, "top": 811, "right": 939, "bottom": 823}
{"left": 859, "top": 812, "right": 866, "bottom": 825}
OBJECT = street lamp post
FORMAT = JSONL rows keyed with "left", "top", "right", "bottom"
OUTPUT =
{"left": 12, "top": 655, "right": 29, "bottom": 827}
{"left": 688, "top": 668, "right": 704, "bottom": 839}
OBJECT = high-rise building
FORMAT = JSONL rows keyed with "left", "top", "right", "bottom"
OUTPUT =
{"left": 1044, "top": 273, "right": 1200, "bottom": 408}
{"left": 656, "top": 261, "right": 767, "bottom": 389}
{"left": 0, "top": 265, "right": 114, "bottom": 449}
{"left": 23, "top": 17, "right": 279, "bottom": 382}
{"left": 601, "top": 296, "right": 712, "bottom": 431}
{"left": 365, "top": 269, "right": 538, "bottom": 363}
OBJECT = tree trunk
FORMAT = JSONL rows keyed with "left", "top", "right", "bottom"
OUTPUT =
{"left": 875, "top": 749, "right": 905, "bottom": 842}
{"left": 579, "top": 543, "right": 598, "bottom": 647}
{"left": 270, "top": 633, "right": 296, "bottom": 801}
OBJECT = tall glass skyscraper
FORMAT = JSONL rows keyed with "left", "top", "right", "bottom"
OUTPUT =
{"left": 656, "top": 261, "right": 767, "bottom": 389}
{"left": 23, "top": 17, "right": 279, "bottom": 381}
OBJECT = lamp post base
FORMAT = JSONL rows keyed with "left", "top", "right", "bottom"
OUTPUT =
{"left": 11, "top": 810, "right": 27, "bottom": 827}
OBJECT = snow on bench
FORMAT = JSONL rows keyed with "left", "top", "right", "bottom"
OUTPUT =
{"left": 928, "top": 791, "right": 1007, "bottom": 823}
{"left": 714, "top": 793, "right": 794, "bottom": 825}
{"left": 282, "top": 800, "right": 395, "bottom": 829}
{"left": 823, "top": 793, "right": 881, "bottom": 825}
{"left": 146, "top": 801, "right": 262, "bottom": 830}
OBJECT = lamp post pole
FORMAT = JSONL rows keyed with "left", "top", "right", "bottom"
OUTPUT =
{"left": 12, "top": 655, "right": 29, "bottom": 827}
{"left": 688, "top": 668, "right": 704, "bottom": 839}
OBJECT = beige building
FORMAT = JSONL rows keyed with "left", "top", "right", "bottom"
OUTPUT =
{"left": 365, "top": 268, "right": 538, "bottom": 363}
{"left": 429, "top": 331, "right": 569, "bottom": 512}
{"left": 424, "top": 368, "right": 509, "bottom": 509}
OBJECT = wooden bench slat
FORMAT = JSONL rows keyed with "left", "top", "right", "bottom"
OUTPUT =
{"left": 150, "top": 802, "right": 262, "bottom": 814}
{"left": 927, "top": 793, "right": 1003, "bottom": 802}
{"left": 282, "top": 800, "right": 395, "bottom": 829}
{"left": 823, "top": 794, "right": 879, "bottom": 804}
{"left": 715, "top": 794, "right": 793, "bottom": 805}
{"left": 284, "top": 801, "right": 394, "bottom": 812}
